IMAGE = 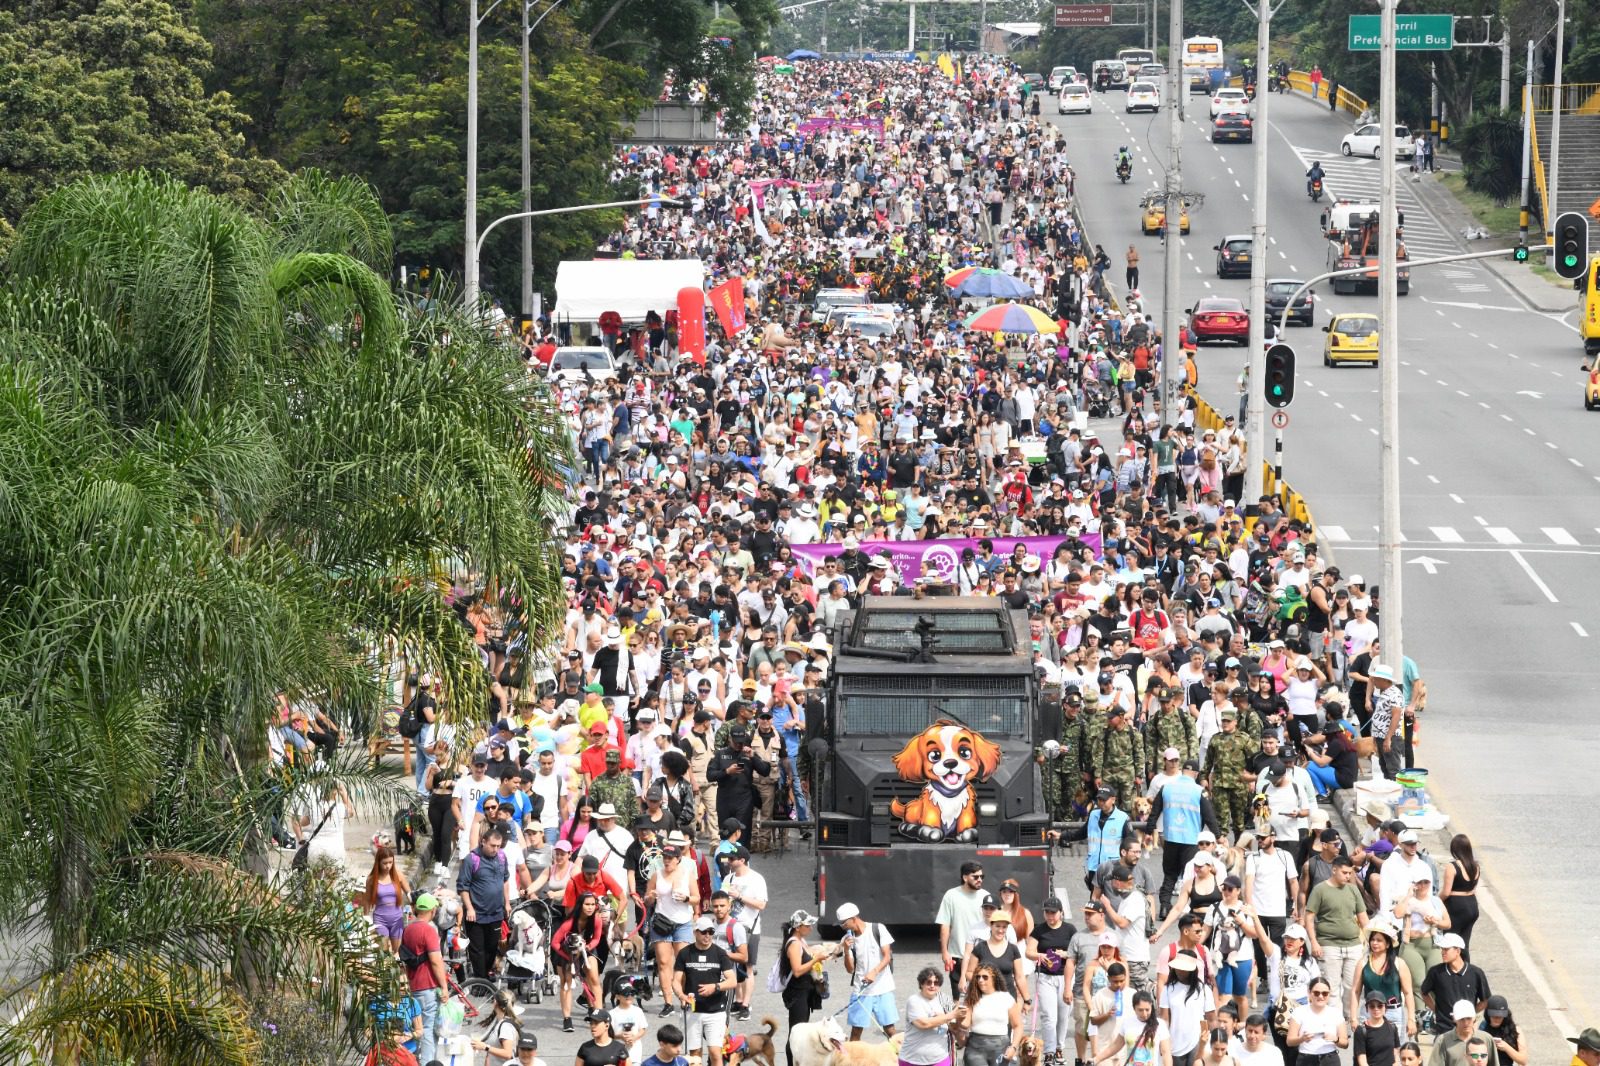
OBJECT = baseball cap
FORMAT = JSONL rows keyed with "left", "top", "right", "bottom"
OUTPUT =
{"left": 1282, "top": 923, "right": 1308, "bottom": 940}
{"left": 588, "top": 1008, "right": 613, "bottom": 1024}
{"left": 1196, "top": 829, "right": 1217, "bottom": 843}
{"left": 413, "top": 893, "right": 439, "bottom": 912}
{"left": 980, "top": 894, "right": 999, "bottom": 908}
{"left": 1398, "top": 828, "right": 1419, "bottom": 843}
{"left": 1451, "top": 1000, "right": 1476, "bottom": 1021}
{"left": 1365, "top": 990, "right": 1387, "bottom": 1007}
{"left": 519, "top": 1034, "right": 540, "bottom": 1050}
{"left": 694, "top": 915, "right": 717, "bottom": 932}
{"left": 1435, "top": 932, "right": 1465, "bottom": 950}
{"left": 836, "top": 902, "right": 861, "bottom": 922}
{"left": 1110, "top": 864, "right": 1133, "bottom": 882}
{"left": 1043, "top": 896, "right": 1064, "bottom": 913}
{"left": 1485, "top": 995, "right": 1510, "bottom": 1020}
{"left": 1163, "top": 746, "right": 1180, "bottom": 761}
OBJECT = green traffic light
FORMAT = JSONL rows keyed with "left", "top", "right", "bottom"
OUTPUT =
{"left": 1271, "top": 385, "right": 1284, "bottom": 395}
{"left": 1514, "top": 245, "right": 1529, "bottom": 262}
{"left": 1565, "top": 254, "right": 1579, "bottom": 268}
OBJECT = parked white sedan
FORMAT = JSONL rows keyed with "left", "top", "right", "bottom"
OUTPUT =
{"left": 1058, "top": 84, "right": 1093, "bottom": 114}
{"left": 1340, "top": 123, "right": 1417, "bottom": 159}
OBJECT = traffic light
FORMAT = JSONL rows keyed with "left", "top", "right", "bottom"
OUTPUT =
{"left": 1264, "top": 343, "right": 1296, "bottom": 409}
{"left": 1513, "top": 244, "right": 1529, "bottom": 263}
{"left": 1554, "top": 212, "right": 1589, "bottom": 280}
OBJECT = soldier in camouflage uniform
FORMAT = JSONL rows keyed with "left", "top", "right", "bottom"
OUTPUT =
{"left": 588, "top": 749, "right": 639, "bottom": 828}
{"left": 1041, "top": 690, "right": 1091, "bottom": 820}
{"left": 1144, "top": 686, "right": 1198, "bottom": 776}
{"left": 1202, "top": 707, "right": 1259, "bottom": 841}
{"left": 1092, "top": 706, "right": 1145, "bottom": 813}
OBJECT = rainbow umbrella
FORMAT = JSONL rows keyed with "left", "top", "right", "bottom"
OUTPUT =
{"left": 950, "top": 268, "right": 1034, "bottom": 299}
{"left": 943, "top": 265, "right": 979, "bottom": 288}
{"left": 963, "top": 302, "right": 1061, "bottom": 334}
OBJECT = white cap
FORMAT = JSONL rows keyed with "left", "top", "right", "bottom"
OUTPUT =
{"left": 1451, "top": 1000, "right": 1476, "bottom": 1021}
{"left": 1348, "top": 574, "right": 1365, "bottom": 585}
{"left": 835, "top": 902, "right": 860, "bottom": 922}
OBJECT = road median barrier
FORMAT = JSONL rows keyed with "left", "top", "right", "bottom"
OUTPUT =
{"left": 1184, "top": 385, "right": 1316, "bottom": 531}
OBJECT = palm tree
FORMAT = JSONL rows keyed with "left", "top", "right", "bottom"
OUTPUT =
{"left": 0, "top": 171, "right": 573, "bottom": 1063}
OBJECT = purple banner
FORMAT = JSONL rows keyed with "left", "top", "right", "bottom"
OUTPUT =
{"left": 794, "top": 116, "right": 886, "bottom": 140}
{"left": 790, "top": 534, "right": 1102, "bottom": 587}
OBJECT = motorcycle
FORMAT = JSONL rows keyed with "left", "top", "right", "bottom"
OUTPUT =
{"left": 1274, "top": 74, "right": 1289, "bottom": 94}
{"left": 1308, "top": 177, "right": 1324, "bottom": 202}
{"left": 1116, "top": 159, "right": 1132, "bottom": 184}
{"left": 1245, "top": 81, "right": 1257, "bottom": 101}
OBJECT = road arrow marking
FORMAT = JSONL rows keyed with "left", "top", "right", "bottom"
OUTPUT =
{"left": 1408, "top": 556, "right": 1448, "bottom": 574}
{"left": 1515, "top": 390, "right": 1544, "bottom": 399}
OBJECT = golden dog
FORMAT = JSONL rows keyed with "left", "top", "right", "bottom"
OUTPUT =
{"left": 832, "top": 1032, "right": 906, "bottom": 1066}
{"left": 889, "top": 719, "right": 1002, "bottom": 843}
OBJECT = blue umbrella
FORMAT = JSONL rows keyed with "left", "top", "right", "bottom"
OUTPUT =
{"left": 787, "top": 49, "right": 821, "bottom": 60}
{"left": 951, "top": 268, "right": 1034, "bottom": 300}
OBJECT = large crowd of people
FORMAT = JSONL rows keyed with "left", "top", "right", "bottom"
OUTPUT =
{"left": 342, "top": 51, "right": 1548, "bottom": 1066}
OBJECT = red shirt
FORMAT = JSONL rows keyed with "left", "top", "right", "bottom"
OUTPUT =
{"left": 365, "top": 1046, "right": 418, "bottom": 1066}
{"left": 400, "top": 920, "right": 441, "bottom": 991}
{"left": 564, "top": 870, "right": 626, "bottom": 910}
{"left": 579, "top": 744, "right": 631, "bottom": 779}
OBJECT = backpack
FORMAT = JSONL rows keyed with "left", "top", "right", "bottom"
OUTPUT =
{"left": 1209, "top": 904, "right": 1244, "bottom": 957}
{"left": 766, "top": 937, "right": 795, "bottom": 993}
{"left": 396, "top": 694, "right": 425, "bottom": 739}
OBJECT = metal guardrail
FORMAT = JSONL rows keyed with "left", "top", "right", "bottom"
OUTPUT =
{"left": 1530, "top": 92, "right": 1551, "bottom": 229}
{"left": 1528, "top": 82, "right": 1600, "bottom": 114}
{"left": 1183, "top": 386, "right": 1314, "bottom": 528}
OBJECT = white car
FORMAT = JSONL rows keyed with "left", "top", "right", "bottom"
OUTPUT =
{"left": 1058, "top": 84, "right": 1093, "bottom": 114}
{"left": 1340, "top": 123, "right": 1416, "bottom": 159}
{"left": 1209, "top": 87, "right": 1250, "bottom": 117}
{"left": 1048, "top": 66, "right": 1078, "bottom": 91}
{"left": 547, "top": 345, "right": 617, "bottom": 384}
{"left": 1126, "top": 81, "right": 1161, "bottom": 113}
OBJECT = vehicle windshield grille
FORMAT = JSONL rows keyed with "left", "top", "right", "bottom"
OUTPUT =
{"left": 837, "top": 691, "right": 1029, "bottom": 736}
{"left": 853, "top": 610, "right": 1014, "bottom": 653}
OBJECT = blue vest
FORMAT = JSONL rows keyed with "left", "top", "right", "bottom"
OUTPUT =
{"left": 1160, "top": 777, "right": 1204, "bottom": 845}
{"left": 1086, "top": 808, "right": 1130, "bottom": 872}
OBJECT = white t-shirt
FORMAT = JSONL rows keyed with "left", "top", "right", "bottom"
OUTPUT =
{"left": 529, "top": 770, "right": 566, "bottom": 832}
{"left": 847, "top": 922, "right": 897, "bottom": 996}
{"left": 577, "top": 824, "right": 634, "bottom": 888}
{"left": 1237, "top": 1042, "right": 1286, "bottom": 1066}
{"left": 1246, "top": 848, "right": 1297, "bottom": 919}
{"left": 1117, "top": 1013, "right": 1172, "bottom": 1066}
{"left": 610, "top": 1002, "right": 649, "bottom": 1065}
{"left": 1116, "top": 891, "right": 1150, "bottom": 963}
{"left": 723, "top": 868, "right": 769, "bottom": 936}
{"left": 1159, "top": 981, "right": 1217, "bottom": 1056}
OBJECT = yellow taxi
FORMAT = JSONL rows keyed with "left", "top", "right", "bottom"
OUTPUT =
{"left": 1584, "top": 359, "right": 1600, "bottom": 410}
{"left": 1323, "top": 312, "right": 1380, "bottom": 366}
{"left": 1140, "top": 194, "right": 1190, "bottom": 235}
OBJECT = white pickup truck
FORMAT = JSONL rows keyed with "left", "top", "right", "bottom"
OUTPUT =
{"left": 1319, "top": 199, "right": 1404, "bottom": 240}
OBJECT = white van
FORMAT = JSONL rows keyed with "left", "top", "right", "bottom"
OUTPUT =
{"left": 1091, "top": 59, "right": 1128, "bottom": 90}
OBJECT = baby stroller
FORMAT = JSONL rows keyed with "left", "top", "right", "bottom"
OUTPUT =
{"left": 503, "top": 897, "right": 557, "bottom": 1004}
{"left": 1084, "top": 379, "right": 1116, "bottom": 419}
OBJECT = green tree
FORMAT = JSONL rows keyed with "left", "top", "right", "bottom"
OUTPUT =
{"left": 0, "top": 0, "right": 283, "bottom": 225}
{"left": 1457, "top": 107, "right": 1523, "bottom": 204}
{"left": 0, "top": 170, "right": 571, "bottom": 1063}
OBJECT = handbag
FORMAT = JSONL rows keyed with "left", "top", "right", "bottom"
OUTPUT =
{"left": 650, "top": 910, "right": 680, "bottom": 939}
{"left": 291, "top": 802, "right": 337, "bottom": 871}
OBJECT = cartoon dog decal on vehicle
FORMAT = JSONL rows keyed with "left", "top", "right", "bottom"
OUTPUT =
{"left": 889, "top": 719, "right": 1003, "bottom": 842}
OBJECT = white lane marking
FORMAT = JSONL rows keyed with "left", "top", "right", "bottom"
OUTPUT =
{"left": 1545, "top": 441, "right": 1558, "bottom": 449}
{"left": 1449, "top": 494, "right": 1465, "bottom": 503}
{"left": 1321, "top": 525, "right": 1350, "bottom": 541}
{"left": 1500, "top": 414, "right": 1513, "bottom": 422}
{"left": 1427, "top": 475, "right": 1440, "bottom": 484}
{"left": 1544, "top": 527, "right": 1579, "bottom": 546}
{"left": 1334, "top": 401, "right": 1345, "bottom": 409}
{"left": 1457, "top": 390, "right": 1470, "bottom": 397}
{"left": 1474, "top": 515, "right": 1489, "bottom": 525}
{"left": 1478, "top": 402, "right": 1491, "bottom": 409}
{"left": 1572, "top": 458, "right": 1585, "bottom": 468}
{"left": 1351, "top": 413, "right": 1363, "bottom": 422}
{"left": 1574, "top": 622, "right": 1590, "bottom": 637}
{"left": 1430, "top": 527, "right": 1464, "bottom": 542}
{"left": 1406, "top": 456, "right": 1418, "bottom": 465}
{"left": 1511, "top": 549, "right": 1559, "bottom": 602}
{"left": 1487, "top": 527, "right": 1521, "bottom": 544}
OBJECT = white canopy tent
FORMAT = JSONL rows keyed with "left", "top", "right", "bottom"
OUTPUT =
{"left": 553, "top": 258, "right": 705, "bottom": 324}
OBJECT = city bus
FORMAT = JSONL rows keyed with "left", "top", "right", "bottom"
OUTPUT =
{"left": 1181, "top": 36, "right": 1225, "bottom": 69}
{"left": 1116, "top": 48, "right": 1156, "bottom": 77}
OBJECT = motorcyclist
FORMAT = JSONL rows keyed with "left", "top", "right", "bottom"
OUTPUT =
{"left": 1097, "top": 67, "right": 1111, "bottom": 91}
{"left": 1305, "top": 160, "right": 1325, "bottom": 196}
{"left": 1116, "top": 146, "right": 1133, "bottom": 177}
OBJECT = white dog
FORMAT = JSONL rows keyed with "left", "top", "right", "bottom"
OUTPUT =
{"left": 787, "top": 1018, "right": 847, "bottom": 1066}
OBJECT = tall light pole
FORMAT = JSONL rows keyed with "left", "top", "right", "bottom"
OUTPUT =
{"left": 1547, "top": 0, "right": 1566, "bottom": 248}
{"left": 520, "top": 0, "right": 533, "bottom": 327}
{"left": 1160, "top": 0, "right": 1183, "bottom": 427}
{"left": 1520, "top": 38, "right": 1534, "bottom": 246}
{"left": 1378, "top": 0, "right": 1404, "bottom": 666}
{"left": 1241, "top": 0, "right": 1283, "bottom": 517}
{"left": 465, "top": 0, "right": 483, "bottom": 311}
{"left": 472, "top": 198, "right": 680, "bottom": 284}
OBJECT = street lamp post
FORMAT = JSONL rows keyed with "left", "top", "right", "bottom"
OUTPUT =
{"left": 520, "top": 0, "right": 532, "bottom": 327}
{"left": 1159, "top": 0, "right": 1184, "bottom": 428}
{"left": 472, "top": 198, "right": 680, "bottom": 288}
{"left": 1378, "top": 0, "right": 1404, "bottom": 666}
{"left": 1548, "top": 0, "right": 1567, "bottom": 251}
{"left": 465, "top": 0, "right": 482, "bottom": 311}
{"left": 1241, "top": 0, "right": 1285, "bottom": 518}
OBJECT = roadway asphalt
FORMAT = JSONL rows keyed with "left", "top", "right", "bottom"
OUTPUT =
{"left": 1051, "top": 85, "right": 1600, "bottom": 1045}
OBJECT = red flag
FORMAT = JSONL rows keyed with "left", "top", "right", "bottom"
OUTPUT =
{"left": 677, "top": 286, "right": 707, "bottom": 366}
{"left": 709, "top": 277, "right": 746, "bottom": 336}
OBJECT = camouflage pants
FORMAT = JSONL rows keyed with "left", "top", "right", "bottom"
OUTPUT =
{"left": 752, "top": 776, "right": 780, "bottom": 852}
{"left": 1213, "top": 787, "right": 1251, "bottom": 841}
{"left": 1103, "top": 775, "right": 1137, "bottom": 814}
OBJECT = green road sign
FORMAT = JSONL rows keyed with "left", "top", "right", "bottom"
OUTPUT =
{"left": 1348, "top": 14, "right": 1454, "bottom": 51}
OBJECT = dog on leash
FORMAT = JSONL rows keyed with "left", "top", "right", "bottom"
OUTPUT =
{"left": 787, "top": 1018, "right": 847, "bottom": 1066}
{"left": 1016, "top": 1035, "right": 1043, "bottom": 1066}
{"left": 832, "top": 1032, "right": 906, "bottom": 1066}
{"left": 727, "top": 1016, "right": 781, "bottom": 1066}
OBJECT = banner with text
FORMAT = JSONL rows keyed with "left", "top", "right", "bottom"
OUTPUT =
{"left": 790, "top": 533, "right": 1102, "bottom": 587}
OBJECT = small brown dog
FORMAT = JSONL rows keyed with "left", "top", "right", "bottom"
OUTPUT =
{"left": 1016, "top": 1035, "right": 1043, "bottom": 1066}
{"left": 728, "top": 1017, "right": 782, "bottom": 1066}
{"left": 1354, "top": 735, "right": 1378, "bottom": 761}
{"left": 832, "top": 1032, "right": 906, "bottom": 1066}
